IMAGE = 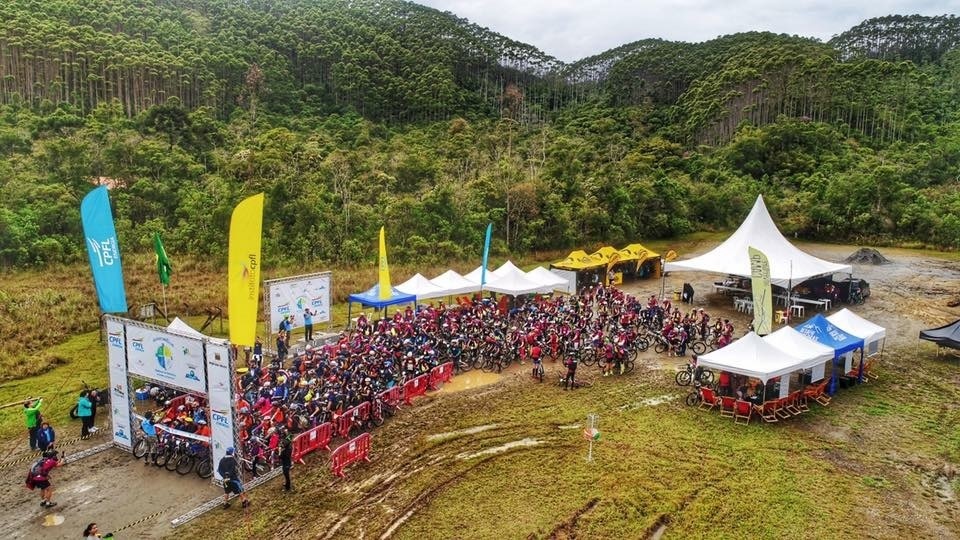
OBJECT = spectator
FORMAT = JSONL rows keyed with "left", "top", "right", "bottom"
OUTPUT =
{"left": 303, "top": 308, "right": 315, "bottom": 343}
{"left": 139, "top": 413, "right": 158, "bottom": 465}
{"left": 218, "top": 447, "right": 250, "bottom": 510}
{"left": 37, "top": 421, "right": 55, "bottom": 452}
{"left": 280, "top": 431, "right": 293, "bottom": 492}
{"left": 23, "top": 398, "right": 43, "bottom": 451}
{"left": 88, "top": 389, "right": 99, "bottom": 434}
{"left": 27, "top": 449, "right": 61, "bottom": 508}
{"left": 77, "top": 391, "right": 93, "bottom": 438}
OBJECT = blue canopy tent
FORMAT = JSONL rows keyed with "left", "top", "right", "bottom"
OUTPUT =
{"left": 346, "top": 284, "right": 417, "bottom": 326}
{"left": 797, "top": 314, "right": 865, "bottom": 394}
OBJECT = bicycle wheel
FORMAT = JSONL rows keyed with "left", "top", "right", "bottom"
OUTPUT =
{"left": 164, "top": 449, "right": 182, "bottom": 471}
{"left": 654, "top": 342, "right": 668, "bottom": 354}
{"left": 675, "top": 370, "right": 692, "bottom": 386}
{"left": 634, "top": 337, "right": 650, "bottom": 352}
{"left": 684, "top": 391, "right": 701, "bottom": 407}
{"left": 132, "top": 438, "right": 147, "bottom": 459}
{"left": 369, "top": 414, "right": 385, "bottom": 428}
{"left": 196, "top": 458, "right": 213, "bottom": 479}
{"left": 691, "top": 341, "right": 707, "bottom": 355}
{"left": 154, "top": 448, "right": 172, "bottom": 468}
{"left": 699, "top": 370, "right": 715, "bottom": 385}
{"left": 536, "top": 365, "right": 544, "bottom": 383}
{"left": 175, "top": 454, "right": 195, "bottom": 475}
{"left": 622, "top": 359, "right": 635, "bottom": 375}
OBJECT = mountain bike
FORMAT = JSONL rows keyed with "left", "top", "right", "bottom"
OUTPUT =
{"left": 675, "top": 362, "right": 715, "bottom": 386}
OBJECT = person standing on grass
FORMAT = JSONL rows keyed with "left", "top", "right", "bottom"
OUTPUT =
{"left": 77, "top": 391, "right": 93, "bottom": 438}
{"left": 280, "top": 431, "right": 293, "bottom": 492}
{"left": 218, "top": 447, "right": 250, "bottom": 510}
{"left": 37, "top": 421, "right": 55, "bottom": 452}
{"left": 87, "top": 389, "right": 99, "bottom": 433}
{"left": 303, "top": 308, "right": 315, "bottom": 343}
{"left": 23, "top": 398, "right": 43, "bottom": 450}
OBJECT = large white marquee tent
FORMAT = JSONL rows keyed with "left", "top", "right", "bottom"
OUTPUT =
{"left": 664, "top": 195, "right": 852, "bottom": 287}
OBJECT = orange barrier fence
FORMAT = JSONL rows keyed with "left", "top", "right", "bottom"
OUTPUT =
{"left": 291, "top": 421, "right": 333, "bottom": 465}
{"left": 330, "top": 432, "right": 371, "bottom": 478}
{"left": 379, "top": 386, "right": 402, "bottom": 409}
{"left": 428, "top": 362, "right": 454, "bottom": 390}
{"left": 403, "top": 374, "right": 430, "bottom": 405}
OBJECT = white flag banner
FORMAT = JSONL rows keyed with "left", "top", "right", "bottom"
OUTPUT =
{"left": 205, "top": 341, "right": 236, "bottom": 482}
{"left": 105, "top": 317, "right": 133, "bottom": 449}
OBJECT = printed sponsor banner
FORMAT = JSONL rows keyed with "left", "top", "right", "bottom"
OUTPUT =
{"left": 267, "top": 272, "right": 332, "bottom": 332}
{"left": 228, "top": 193, "right": 264, "bottom": 346}
{"left": 106, "top": 318, "right": 133, "bottom": 449}
{"left": 80, "top": 186, "right": 128, "bottom": 313}
{"left": 133, "top": 414, "right": 211, "bottom": 443}
{"left": 126, "top": 325, "right": 207, "bottom": 394}
{"left": 748, "top": 246, "right": 773, "bottom": 336}
{"left": 205, "top": 342, "right": 236, "bottom": 481}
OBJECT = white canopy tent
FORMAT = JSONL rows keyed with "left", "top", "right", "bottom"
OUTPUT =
{"left": 525, "top": 266, "right": 571, "bottom": 292}
{"left": 827, "top": 308, "right": 886, "bottom": 356}
{"left": 664, "top": 195, "right": 852, "bottom": 287}
{"left": 698, "top": 332, "right": 815, "bottom": 382}
{"left": 166, "top": 317, "right": 227, "bottom": 345}
{"left": 429, "top": 270, "right": 480, "bottom": 296}
{"left": 396, "top": 273, "right": 448, "bottom": 300}
{"left": 484, "top": 265, "right": 550, "bottom": 295}
{"left": 762, "top": 326, "right": 835, "bottom": 384}
{"left": 463, "top": 266, "right": 489, "bottom": 284}
{"left": 492, "top": 260, "right": 524, "bottom": 278}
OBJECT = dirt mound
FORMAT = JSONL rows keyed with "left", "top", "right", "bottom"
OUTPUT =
{"left": 844, "top": 247, "right": 891, "bottom": 265}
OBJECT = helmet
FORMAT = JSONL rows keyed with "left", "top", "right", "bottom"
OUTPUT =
{"left": 43, "top": 449, "right": 57, "bottom": 459}
{"left": 149, "top": 387, "right": 160, "bottom": 397}
{"left": 197, "top": 419, "right": 207, "bottom": 425}
{"left": 225, "top": 447, "right": 235, "bottom": 456}
{"left": 178, "top": 405, "right": 186, "bottom": 411}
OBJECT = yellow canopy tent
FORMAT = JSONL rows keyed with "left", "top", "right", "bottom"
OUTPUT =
{"left": 552, "top": 250, "right": 607, "bottom": 271}
{"left": 615, "top": 243, "right": 663, "bottom": 278}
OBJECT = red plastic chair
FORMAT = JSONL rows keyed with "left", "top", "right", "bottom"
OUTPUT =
{"left": 733, "top": 400, "right": 752, "bottom": 425}
{"left": 698, "top": 387, "right": 719, "bottom": 411}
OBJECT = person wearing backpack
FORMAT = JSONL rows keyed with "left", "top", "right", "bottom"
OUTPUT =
{"left": 26, "top": 449, "right": 61, "bottom": 508}
{"left": 36, "top": 421, "right": 55, "bottom": 452}
{"left": 217, "top": 447, "right": 250, "bottom": 510}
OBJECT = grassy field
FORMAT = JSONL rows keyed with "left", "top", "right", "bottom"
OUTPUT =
{"left": 181, "top": 347, "right": 959, "bottom": 539}
{"left": 2, "top": 236, "right": 958, "bottom": 538}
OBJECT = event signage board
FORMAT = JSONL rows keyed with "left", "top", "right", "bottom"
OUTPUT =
{"left": 205, "top": 341, "right": 235, "bottom": 482}
{"left": 266, "top": 272, "right": 332, "bottom": 331}
{"left": 126, "top": 325, "right": 207, "bottom": 394}
{"left": 105, "top": 317, "right": 133, "bottom": 449}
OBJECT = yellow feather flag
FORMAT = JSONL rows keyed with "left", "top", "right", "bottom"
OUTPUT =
{"left": 378, "top": 226, "right": 392, "bottom": 300}
{"left": 748, "top": 246, "right": 773, "bottom": 336}
{"left": 228, "top": 193, "right": 265, "bottom": 346}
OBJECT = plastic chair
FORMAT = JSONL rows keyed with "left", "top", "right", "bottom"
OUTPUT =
{"left": 776, "top": 310, "right": 789, "bottom": 324}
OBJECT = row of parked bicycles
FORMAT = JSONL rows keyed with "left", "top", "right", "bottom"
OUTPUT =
{"left": 132, "top": 432, "right": 214, "bottom": 478}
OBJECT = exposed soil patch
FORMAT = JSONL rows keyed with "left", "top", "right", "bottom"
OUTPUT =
{"left": 544, "top": 497, "right": 600, "bottom": 539}
{"left": 844, "top": 247, "right": 892, "bottom": 265}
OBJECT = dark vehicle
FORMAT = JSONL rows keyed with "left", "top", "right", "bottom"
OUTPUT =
{"left": 837, "top": 278, "right": 870, "bottom": 304}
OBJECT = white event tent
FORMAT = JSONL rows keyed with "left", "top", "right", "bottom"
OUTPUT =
{"left": 827, "top": 308, "right": 886, "bottom": 356}
{"left": 396, "top": 273, "right": 448, "bottom": 300}
{"left": 485, "top": 262, "right": 549, "bottom": 295}
{"left": 698, "top": 332, "right": 816, "bottom": 382}
{"left": 762, "top": 326, "right": 835, "bottom": 384}
{"left": 664, "top": 195, "right": 852, "bottom": 287}
{"left": 429, "top": 270, "right": 479, "bottom": 296}
{"left": 463, "top": 266, "right": 488, "bottom": 284}
{"left": 526, "top": 266, "right": 571, "bottom": 292}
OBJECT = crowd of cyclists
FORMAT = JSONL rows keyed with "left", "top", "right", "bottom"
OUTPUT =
{"left": 139, "top": 283, "right": 739, "bottom": 477}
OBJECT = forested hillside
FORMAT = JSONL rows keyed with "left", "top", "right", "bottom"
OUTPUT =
{"left": 0, "top": 1, "right": 958, "bottom": 270}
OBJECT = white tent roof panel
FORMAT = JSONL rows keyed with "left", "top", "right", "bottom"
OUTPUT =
{"left": 429, "top": 270, "right": 480, "bottom": 296}
{"left": 827, "top": 309, "right": 886, "bottom": 344}
{"left": 762, "top": 326, "right": 834, "bottom": 366}
{"left": 396, "top": 273, "right": 448, "bottom": 300}
{"left": 698, "top": 332, "right": 812, "bottom": 382}
{"left": 663, "top": 195, "right": 851, "bottom": 287}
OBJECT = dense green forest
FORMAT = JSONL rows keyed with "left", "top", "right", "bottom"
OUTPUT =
{"left": 0, "top": 1, "right": 958, "bottom": 269}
